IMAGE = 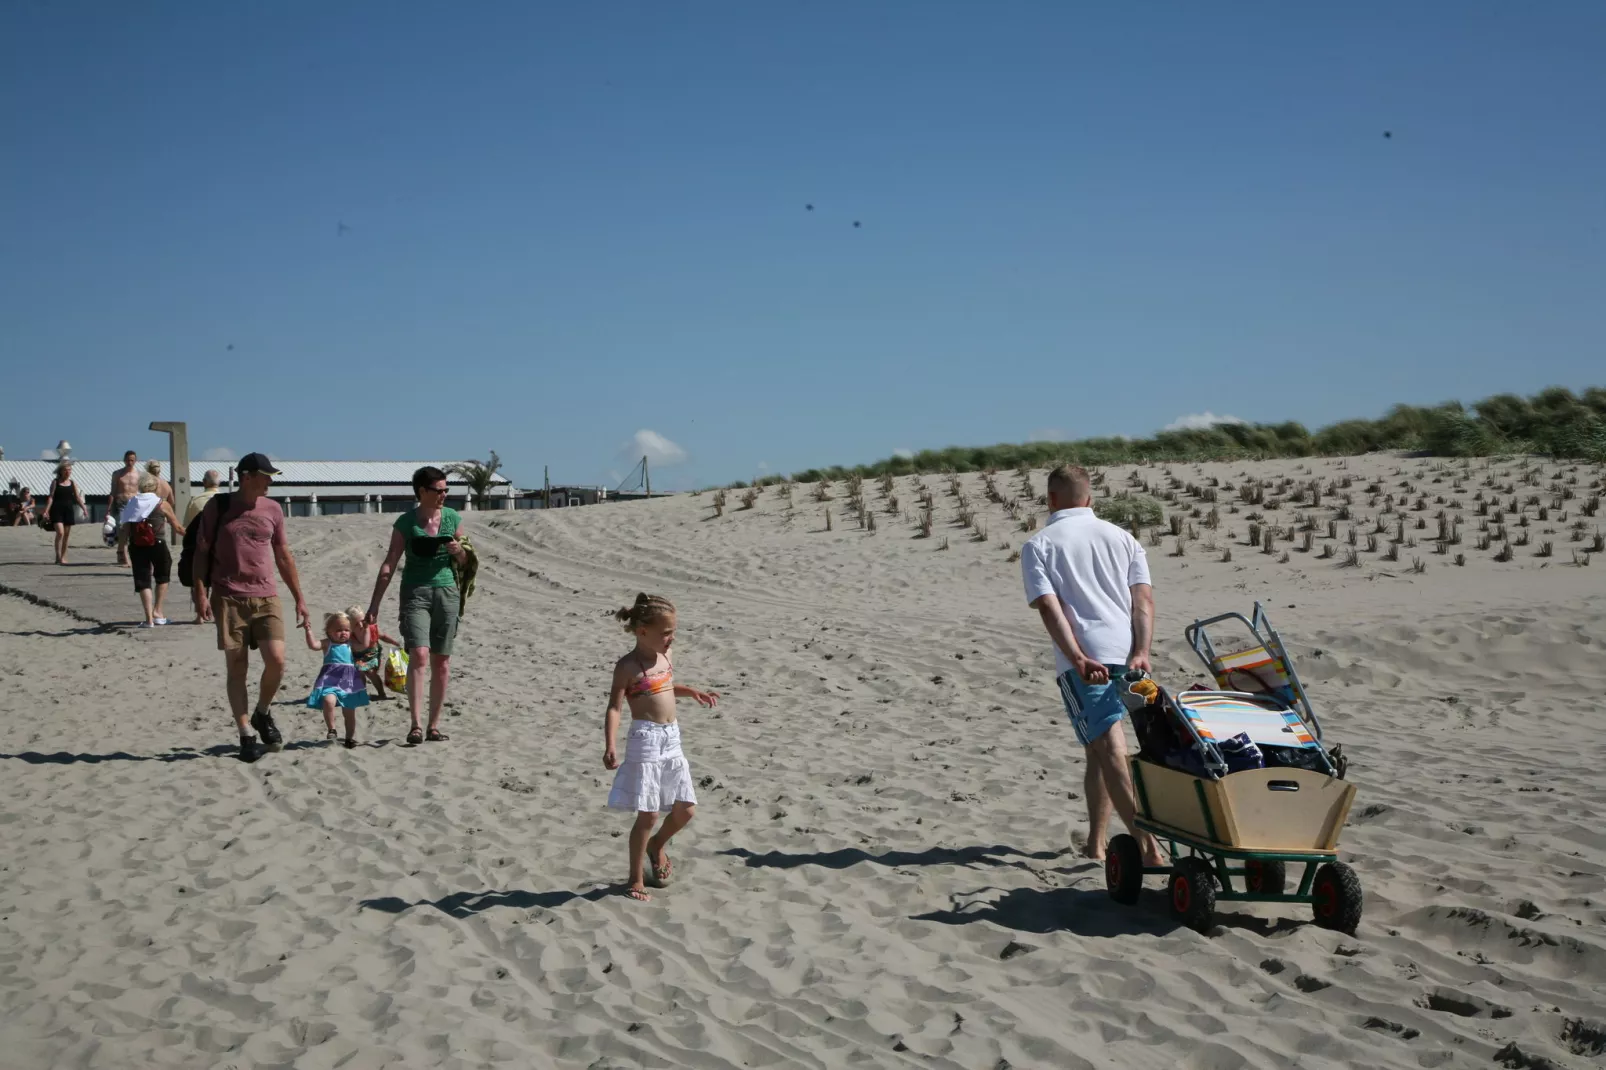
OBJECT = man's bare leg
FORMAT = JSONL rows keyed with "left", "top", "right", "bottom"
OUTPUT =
{"left": 224, "top": 647, "right": 252, "bottom": 736}
{"left": 256, "top": 639, "right": 287, "bottom": 714}
{"left": 1088, "top": 726, "right": 1166, "bottom": 865}
{"left": 1083, "top": 757, "right": 1112, "bottom": 859}
{"left": 138, "top": 588, "right": 155, "bottom": 627}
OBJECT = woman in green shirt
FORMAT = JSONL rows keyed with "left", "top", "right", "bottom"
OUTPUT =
{"left": 366, "top": 466, "right": 466, "bottom": 744}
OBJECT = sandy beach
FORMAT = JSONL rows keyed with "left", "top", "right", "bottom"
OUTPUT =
{"left": 2, "top": 453, "right": 1604, "bottom": 1069}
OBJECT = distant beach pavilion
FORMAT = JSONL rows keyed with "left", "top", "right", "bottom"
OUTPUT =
{"left": 0, "top": 458, "right": 533, "bottom": 519}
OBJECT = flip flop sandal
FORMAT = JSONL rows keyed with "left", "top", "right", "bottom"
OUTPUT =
{"left": 425, "top": 729, "right": 449, "bottom": 742}
{"left": 623, "top": 887, "right": 651, "bottom": 902}
{"left": 406, "top": 727, "right": 424, "bottom": 745}
{"left": 648, "top": 855, "right": 673, "bottom": 888}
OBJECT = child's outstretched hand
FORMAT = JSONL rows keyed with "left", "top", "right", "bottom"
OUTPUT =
{"left": 604, "top": 746, "right": 619, "bottom": 770}
{"left": 693, "top": 690, "right": 719, "bottom": 708}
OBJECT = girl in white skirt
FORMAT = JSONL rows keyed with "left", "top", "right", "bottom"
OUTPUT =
{"left": 605, "top": 593, "right": 719, "bottom": 901}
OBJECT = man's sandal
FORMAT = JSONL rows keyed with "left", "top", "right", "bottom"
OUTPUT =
{"left": 425, "top": 728, "right": 449, "bottom": 742}
{"left": 405, "top": 727, "right": 424, "bottom": 745}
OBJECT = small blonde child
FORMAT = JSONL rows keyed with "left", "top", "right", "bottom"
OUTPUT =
{"left": 346, "top": 603, "right": 401, "bottom": 699}
{"left": 303, "top": 612, "right": 371, "bottom": 748}
{"left": 604, "top": 593, "right": 719, "bottom": 902}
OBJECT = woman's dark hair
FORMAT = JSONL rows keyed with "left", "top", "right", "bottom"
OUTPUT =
{"left": 412, "top": 465, "right": 448, "bottom": 499}
{"left": 614, "top": 593, "right": 675, "bottom": 631}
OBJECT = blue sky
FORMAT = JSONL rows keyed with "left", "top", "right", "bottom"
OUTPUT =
{"left": 4, "top": 2, "right": 1603, "bottom": 491}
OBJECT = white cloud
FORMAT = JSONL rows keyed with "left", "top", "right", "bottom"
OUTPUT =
{"left": 620, "top": 429, "right": 687, "bottom": 466}
{"left": 201, "top": 447, "right": 237, "bottom": 461}
{"left": 39, "top": 449, "right": 60, "bottom": 459}
{"left": 1028, "top": 428, "right": 1066, "bottom": 442}
{"left": 893, "top": 448, "right": 914, "bottom": 460}
{"left": 756, "top": 461, "right": 770, "bottom": 473}
{"left": 1162, "top": 412, "right": 1246, "bottom": 433}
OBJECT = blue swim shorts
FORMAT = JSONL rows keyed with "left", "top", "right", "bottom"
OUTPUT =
{"left": 1057, "top": 664, "right": 1129, "bottom": 746}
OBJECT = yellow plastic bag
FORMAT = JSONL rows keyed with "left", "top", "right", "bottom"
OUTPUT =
{"left": 384, "top": 648, "right": 409, "bottom": 693}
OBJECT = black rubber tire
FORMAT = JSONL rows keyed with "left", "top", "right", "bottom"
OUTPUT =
{"left": 1311, "top": 861, "right": 1363, "bottom": 934}
{"left": 1105, "top": 834, "right": 1144, "bottom": 905}
{"left": 1169, "top": 856, "right": 1218, "bottom": 933}
{"left": 1244, "top": 859, "right": 1288, "bottom": 896}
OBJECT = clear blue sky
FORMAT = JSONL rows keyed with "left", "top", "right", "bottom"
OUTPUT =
{"left": 4, "top": 2, "right": 1603, "bottom": 490}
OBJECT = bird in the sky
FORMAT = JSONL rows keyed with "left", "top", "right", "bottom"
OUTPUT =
{"left": 226, "top": 344, "right": 234, "bottom": 351}
{"left": 1383, "top": 131, "right": 1392, "bottom": 139}
{"left": 852, "top": 220, "right": 861, "bottom": 228}
{"left": 805, "top": 204, "right": 814, "bottom": 211}
{"left": 336, "top": 221, "right": 352, "bottom": 236}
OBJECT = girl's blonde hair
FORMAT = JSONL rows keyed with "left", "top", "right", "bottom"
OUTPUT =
{"left": 324, "top": 611, "right": 351, "bottom": 635}
{"left": 346, "top": 605, "right": 369, "bottom": 634}
{"left": 137, "top": 473, "right": 160, "bottom": 494}
{"left": 55, "top": 462, "right": 71, "bottom": 480}
{"left": 614, "top": 592, "right": 675, "bottom": 631}
{"left": 144, "top": 459, "right": 162, "bottom": 475}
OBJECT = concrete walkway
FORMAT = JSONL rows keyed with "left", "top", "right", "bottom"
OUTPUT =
{"left": 0, "top": 528, "right": 200, "bottom": 640}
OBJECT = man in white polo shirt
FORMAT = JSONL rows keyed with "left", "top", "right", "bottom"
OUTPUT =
{"left": 1020, "top": 464, "right": 1163, "bottom": 865}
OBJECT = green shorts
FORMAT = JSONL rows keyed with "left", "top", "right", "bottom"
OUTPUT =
{"left": 399, "top": 584, "right": 460, "bottom": 656}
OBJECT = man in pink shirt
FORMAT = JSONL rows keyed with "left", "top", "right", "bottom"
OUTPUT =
{"left": 193, "top": 453, "right": 310, "bottom": 763}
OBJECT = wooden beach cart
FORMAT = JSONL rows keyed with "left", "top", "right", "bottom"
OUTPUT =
{"left": 1103, "top": 604, "right": 1363, "bottom": 934}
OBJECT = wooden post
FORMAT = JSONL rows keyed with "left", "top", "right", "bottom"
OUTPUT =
{"left": 148, "top": 421, "right": 190, "bottom": 543}
{"left": 544, "top": 465, "right": 550, "bottom": 510}
{"left": 644, "top": 454, "right": 650, "bottom": 497}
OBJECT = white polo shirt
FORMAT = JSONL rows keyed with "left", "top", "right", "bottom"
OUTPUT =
{"left": 1020, "top": 507, "right": 1151, "bottom": 671}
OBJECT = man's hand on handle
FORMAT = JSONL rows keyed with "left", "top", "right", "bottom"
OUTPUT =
{"left": 1073, "top": 656, "right": 1110, "bottom": 685}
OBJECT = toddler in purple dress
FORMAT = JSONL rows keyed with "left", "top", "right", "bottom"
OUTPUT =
{"left": 303, "top": 612, "right": 370, "bottom": 748}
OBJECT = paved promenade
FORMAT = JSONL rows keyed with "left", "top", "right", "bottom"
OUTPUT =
{"left": 0, "top": 527, "right": 198, "bottom": 640}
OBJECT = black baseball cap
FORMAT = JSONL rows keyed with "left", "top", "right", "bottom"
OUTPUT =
{"left": 236, "top": 452, "right": 282, "bottom": 475}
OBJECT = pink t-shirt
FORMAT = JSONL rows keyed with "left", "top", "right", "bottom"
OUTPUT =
{"left": 203, "top": 496, "right": 287, "bottom": 599}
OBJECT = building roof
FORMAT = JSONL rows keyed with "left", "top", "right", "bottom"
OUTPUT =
{"left": 0, "top": 458, "right": 513, "bottom": 492}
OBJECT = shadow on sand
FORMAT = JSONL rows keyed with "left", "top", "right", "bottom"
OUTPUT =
{"left": 361, "top": 887, "right": 616, "bottom": 918}
{"left": 719, "top": 844, "right": 1067, "bottom": 872}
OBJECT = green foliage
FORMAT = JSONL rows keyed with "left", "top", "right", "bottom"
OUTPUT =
{"left": 778, "top": 385, "right": 1604, "bottom": 483}
{"left": 444, "top": 451, "right": 503, "bottom": 510}
{"left": 1094, "top": 495, "right": 1165, "bottom": 529}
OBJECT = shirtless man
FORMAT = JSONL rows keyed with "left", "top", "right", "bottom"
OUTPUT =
{"left": 110, "top": 451, "right": 140, "bottom": 565}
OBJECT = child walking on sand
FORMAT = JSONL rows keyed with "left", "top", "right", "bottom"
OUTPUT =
{"left": 346, "top": 603, "right": 401, "bottom": 699}
{"left": 605, "top": 593, "right": 719, "bottom": 901}
{"left": 304, "top": 612, "right": 371, "bottom": 748}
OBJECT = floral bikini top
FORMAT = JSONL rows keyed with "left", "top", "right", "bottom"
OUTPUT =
{"left": 627, "top": 657, "right": 673, "bottom": 697}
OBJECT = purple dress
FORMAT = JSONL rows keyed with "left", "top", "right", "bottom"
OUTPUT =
{"left": 306, "top": 643, "right": 370, "bottom": 710}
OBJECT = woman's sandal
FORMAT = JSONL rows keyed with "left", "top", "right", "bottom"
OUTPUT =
{"left": 405, "top": 727, "right": 424, "bottom": 745}
{"left": 647, "top": 854, "right": 673, "bottom": 888}
{"left": 623, "top": 887, "right": 651, "bottom": 902}
{"left": 425, "top": 728, "right": 449, "bottom": 742}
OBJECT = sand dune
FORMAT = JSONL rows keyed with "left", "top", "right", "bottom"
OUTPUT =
{"left": 2, "top": 453, "right": 1603, "bottom": 1068}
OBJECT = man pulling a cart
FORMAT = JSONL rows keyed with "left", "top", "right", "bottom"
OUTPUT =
{"left": 1020, "top": 464, "right": 1166, "bottom": 868}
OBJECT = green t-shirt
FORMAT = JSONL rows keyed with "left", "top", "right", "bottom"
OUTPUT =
{"left": 395, "top": 507, "right": 461, "bottom": 588}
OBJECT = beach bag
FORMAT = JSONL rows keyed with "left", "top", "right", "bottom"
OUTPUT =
{"left": 384, "top": 648, "right": 409, "bottom": 692}
{"left": 129, "top": 519, "right": 157, "bottom": 547}
{"left": 102, "top": 512, "right": 117, "bottom": 547}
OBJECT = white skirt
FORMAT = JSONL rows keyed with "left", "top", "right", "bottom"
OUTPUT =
{"left": 608, "top": 720, "right": 698, "bottom": 813}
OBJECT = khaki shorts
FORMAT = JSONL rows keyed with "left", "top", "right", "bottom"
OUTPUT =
{"left": 213, "top": 594, "right": 286, "bottom": 652}
{"left": 399, "top": 584, "right": 459, "bottom": 656}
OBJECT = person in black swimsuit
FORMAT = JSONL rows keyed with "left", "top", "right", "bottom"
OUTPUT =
{"left": 44, "top": 462, "right": 86, "bottom": 565}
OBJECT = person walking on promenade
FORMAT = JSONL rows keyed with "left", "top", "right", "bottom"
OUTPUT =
{"left": 120, "top": 473, "right": 186, "bottom": 627}
{"left": 1019, "top": 464, "right": 1165, "bottom": 866}
{"left": 193, "top": 453, "right": 310, "bottom": 763}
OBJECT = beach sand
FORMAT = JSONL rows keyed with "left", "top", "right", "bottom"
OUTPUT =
{"left": 2, "top": 454, "right": 1603, "bottom": 1069}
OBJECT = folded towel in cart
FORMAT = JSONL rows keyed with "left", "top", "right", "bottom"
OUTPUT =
{"left": 1174, "top": 690, "right": 1319, "bottom": 750}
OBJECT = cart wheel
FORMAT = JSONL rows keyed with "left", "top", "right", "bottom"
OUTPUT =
{"left": 1169, "top": 856, "right": 1217, "bottom": 933}
{"left": 1105, "top": 834, "right": 1144, "bottom": 905}
{"left": 1311, "top": 862, "right": 1363, "bottom": 934}
{"left": 1245, "top": 859, "right": 1287, "bottom": 896}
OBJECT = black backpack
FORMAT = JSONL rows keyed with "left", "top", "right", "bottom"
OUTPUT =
{"left": 178, "top": 493, "right": 231, "bottom": 588}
